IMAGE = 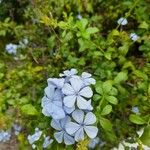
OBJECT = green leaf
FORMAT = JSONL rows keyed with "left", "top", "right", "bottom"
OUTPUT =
{"left": 93, "top": 94, "right": 101, "bottom": 101}
{"left": 109, "top": 87, "right": 118, "bottom": 96}
{"left": 114, "top": 71, "right": 128, "bottom": 84}
{"left": 102, "top": 80, "right": 112, "bottom": 94}
{"left": 100, "top": 117, "right": 112, "bottom": 131}
{"left": 101, "top": 105, "right": 112, "bottom": 115}
{"left": 140, "top": 125, "right": 150, "bottom": 147}
{"left": 21, "top": 104, "right": 38, "bottom": 116}
{"left": 111, "top": 29, "right": 120, "bottom": 36}
{"left": 95, "top": 81, "right": 103, "bottom": 95}
{"left": 77, "top": 18, "right": 88, "bottom": 29}
{"left": 78, "top": 38, "right": 95, "bottom": 51}
{"left": 139, "top": 21, "right": 149, "bottom": 29}
{"left": 133, "top": 70, "right": 148, "bottom": 80}
{"left": 106, "top": 96, "right": 118, "bottom": 105}
{"left": 58, "top": 21, "right": 68, "bottom": 29}
{"left": 86, "top": 27, "right": 99, "bottom": 34}
{"left": 104, "top": 51, "right": 112, "bottom": 60}
{"left": 129, "top": 114, "right": 146, "bottom": 125}
{"left": 47, "top": 36, "right": 55, "bottom": 49}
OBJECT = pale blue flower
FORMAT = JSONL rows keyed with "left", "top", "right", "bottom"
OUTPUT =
{"left": 42, "top": 88, "right": 65, "bottom": 119}
{"left": 84, "top": 99, "right": 93, "bottom": 111}
{"left": 62, "top": 78, "right": 93, "bottom": 109}
{"left": 81, "top": 72, "right": 96, "bottom": 86}
{"left": 76, "top": 14, "right": 82, "bottom": 20}
{"left": 47, "top": 78, "right": 65, "bottom": 89}
{"left": 13, "top": 124, "right": 22, "bottom": 135}
{"left": 0, "top": 130, "right": 11, "bottom": 142}
{"left": 59, "top": 69, "right": 78, "bottom": 78}
{"left": 130, "top": 33, "right": 139, "bottom": 41}
{"left": 117, "top": 17, "right": 128, "bottom": 25}
{"left": 27, "top": 128, "right": 42, "bottom": 144}
{"left": 5, "top": 43, "right": 18, "bottom": 55}
{"left": 131, "top": 106, "right": 139, "bottom": 114}
{"left": 43, "top": 136, "right": 53, "bottom": 148}
{"left": 88, "top": 137, "right": 100, "bottom": 149}
{"left": 66, "top": 110, "right": 98, "bottom": 142}
{"left": 63, "top": 105, "right": 75, "bottom": 114}
{"left": 51, "top": 116, "right": 75, "bottom": 145}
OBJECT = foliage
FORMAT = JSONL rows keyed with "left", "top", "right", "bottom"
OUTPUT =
{"left": 0, "top": 0, "right": 150, "bottom": 149}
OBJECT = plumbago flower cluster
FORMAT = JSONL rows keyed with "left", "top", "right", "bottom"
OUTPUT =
{"left": 41, "top": 69, "right": 98, "bottom": 145}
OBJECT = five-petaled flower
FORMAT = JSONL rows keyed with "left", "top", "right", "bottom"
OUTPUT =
{"left": 66, "top": 110, "right": 98, "bottom": 142}
{"left": 62, "top": 78, "right": 93, "bottom": 109}
{"left": 117, "top": 17, "right": 128, "bottom": 25}
{"left": 51, "top": 116, "right": 75, "bottom": 145}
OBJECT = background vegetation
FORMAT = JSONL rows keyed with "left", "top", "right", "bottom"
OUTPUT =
{"left": 0, "top": 0, "right": 150, "bottom": 149}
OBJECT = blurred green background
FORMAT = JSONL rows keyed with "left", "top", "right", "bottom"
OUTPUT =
{"left": 0, "top": 0, "right": 150, "bottom": 149}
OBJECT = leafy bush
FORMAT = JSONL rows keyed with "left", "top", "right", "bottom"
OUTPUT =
{"left": 0, "top": 0, "right": 150, "bottom": 149}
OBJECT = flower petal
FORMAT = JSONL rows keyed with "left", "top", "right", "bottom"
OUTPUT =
{"left": 63, "top": 70, "right": 71, "bottom": 76}
{"left": 77, "top": 96, "right": 89, "bottom": 110}
{"left": 85, "top": 99, "right": 93, "bottom": 111}
{"left": 51, "top": 119, "right": 61, "bottom": 130}
{"left": 84, "top": 112, "right": 96, "bottom": 125}
{"left": 51, "top": 105, "right": 66, "bottom": 120}
{"left": 62, "top": 83, "right": 75, "bottom": 95}
{"left": 64, "top": 133, "right": 75, "bottom": 145}
{"left": 41, "top": 96, "right": 50, "bottom": 107}
{"left": 63, "top": 95, "right": 76, "bottom": 108}
{"left": 60, "top": 116, "right": 71, "bottom": 128}
{"left": 65, "top": 122, "right": 80, "bottom": 135}
{"left": 84, "top": 126, "right": 98, "bottom": 139}
{"left": 43, "top": 102, "right": 65, "bottom": 119}
{"left": 82, "top": 72, "right": 91, "bottom": 78}
{"left": 70, "top": 69, "right": 78, "bottom": 75}
{"left": 74, "top": 127, "right": 84, "bottom": 142}
{"left": 47, "top": 78, "right": 64, "bottom": 89}
{"left": 54, "top": 131, "right": 64, "bottom": 143}
{"left": 53, "top": 89, "right": 62, "bottom": 102}
{"left": 64, "top": 106, "right": 75, "bottom": 114}
{"left": 44, "top": 85, "right": 55, "bottom": 99}
{"left": 84, "top": 78, "right": 96, "bottom": 85}
{"left": 70, "top": 78, "right": 83, "bottom": 92}
{"left": 42, "top": 107, "right": 51, "bottom": 117}
{"left": 79, "top": 86, "right": 93, "bottom": 98}
{"left": 72, "top": 110, "right": 84, "bottom": 123}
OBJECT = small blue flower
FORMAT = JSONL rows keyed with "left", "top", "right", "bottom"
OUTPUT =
{"left": 130, "top": 33, "right": 139, "bottom": 41}
{"left": 62, "top": 78, "right": 93, "bottom": 109}
{"left": 66, "top": 110, "right": 98, "bottom": 142}
{"left": 88, "top": 137, "right": 100, "bottom": 149}
{"left": 13, "top": 123, "right": 22, "bottom": 135}
{"left": 43, "top": 135, "right": 53, "bottom": 148}
{"left": 131, "top": 106, "right": 139, "bottom": 114}
{"left": 76, "top": 14, "right": 82, "bottom": 20}
{"left": 42, "top": 88, "right": 65, "bottom": 119}
{"left": 47, "top": 78, "right": 65, "bottom": 89}
{"left": 117, "top": 17, "right": 128, "bottom": 25}
{"left": 0, "top": 130, "right": 11, "bottom": 142}
{"left": 81, "top": 72, "right": 96, "bottom": 86}
{"left": 27, "top": 128, "right": 42, "bottom": 144}
{"left": 5, "top": 43, "right": 18, "bottom": 55}
{"left": 59, "top": 69, "right": 78, "bottom": 78}
{"left": 63, "top": 105, "right": 75, "bottom": 114}
{"left": 51, "top": 116, "right": 75, "bottom": 145}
